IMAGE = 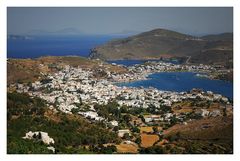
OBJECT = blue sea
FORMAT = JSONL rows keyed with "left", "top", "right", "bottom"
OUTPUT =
{"left": 117, "top": 72, "right": 233, "bottom": 100}
{"left": 7, "top": 35, "right": 124, "bottom": 58}
{"left": 8, "top": 36, "right": 233, "bottom": 99}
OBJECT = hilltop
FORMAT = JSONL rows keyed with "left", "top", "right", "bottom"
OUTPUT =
{"left": 7, "top": 56, "right": 127, "bottom": 85}
{"left": 89, "top": 29, "right": 233, "bottom": 66}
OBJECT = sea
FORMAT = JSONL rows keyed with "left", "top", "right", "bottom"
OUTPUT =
{"left": 117, "top": 72, "right": 233, "bottom": 100}
{"left": 7, "top": 35, "right": 123, "bottom": 58}
{"left": 7, "top": 35, "right": 233, "bottom": 99}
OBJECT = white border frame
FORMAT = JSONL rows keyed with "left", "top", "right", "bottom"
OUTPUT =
{"left": 1, "top": 0, "right": 239, "bottom": 161}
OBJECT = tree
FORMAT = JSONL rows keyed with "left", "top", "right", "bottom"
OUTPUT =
{"left": 120, "top": 105, "right": 128, "bottom": 113}
{"left": 140, "top": 146, "right": 164, "bottom": 154}
{"left": 135, "top": 137, "right": 141, "bottom": 145}
{"left": 139, "top": 115, "right": 145, "bottom": 123}
{"left": 161, "top": 105, "right": 172, "bottom": 113}
{"left": 170, "top": 115, "right": 178, "bottom": 126}
{"left": 132, "top": 127, "right": 140, "bottom": 133}
{"left": 71, "top": 108, "right": 79, "bottom": 114}
{"left": 113, "top": 126, "right": 119, "bottom": 132}
{"left": 153, "top": 127, "right": 159, "bottom": 134}
{"left": 147, "top": 104, "right": 157, "bottom": 114}
{"left": 122, "top": 133, "right": 130, "bottom": 140}
{"left": 123, "top": 114, "right": 131, "bottom": 123}
{"left": 99, "top": 145, "right": 117, "bottom": 154}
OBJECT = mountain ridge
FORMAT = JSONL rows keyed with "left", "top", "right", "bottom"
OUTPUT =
{"left": 89, "top": 28, "right": 233, "bottom": 66}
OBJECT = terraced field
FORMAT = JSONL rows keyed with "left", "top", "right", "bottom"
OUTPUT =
{"left": 140, "top": 134, "right": 159, "bottom": 148}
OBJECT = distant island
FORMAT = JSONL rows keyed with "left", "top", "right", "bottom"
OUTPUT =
{"left": 7, "top": 34, "right": 33, "bottom": 40}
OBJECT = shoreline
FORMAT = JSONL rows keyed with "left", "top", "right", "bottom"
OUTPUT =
{"left": 113, "top": 71, "right": 233, "bottom": 100}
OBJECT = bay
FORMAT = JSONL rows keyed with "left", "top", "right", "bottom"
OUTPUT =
{"left": 117, "top": 72, "right": 233, "bottom": 100}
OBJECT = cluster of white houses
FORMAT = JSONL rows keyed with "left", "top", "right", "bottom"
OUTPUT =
{"left": 14, "top": 62, "right": 231, "bottom": 138}
{"left": 110, "top": 61, "right": 218, "bottom": 82}
{"left": 16, "top": 65, "right": 230, "bottom": 114}
{"left": 13, "top": 61, "right": 233, "bottom": 141}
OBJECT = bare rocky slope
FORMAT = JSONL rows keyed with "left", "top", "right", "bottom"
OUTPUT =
{"left": 89, "top": 29, "right": 233, "bottom": 66}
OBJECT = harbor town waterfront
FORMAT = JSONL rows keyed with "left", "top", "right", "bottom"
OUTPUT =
{"left": 116, "top": 72, "right": 233, "bottom": 100}
{"left": 7, "top": 56, "right": 233, "bottom": 154}
{"left": 12, "top": 60, "right": 232, "bottom": 113}
{"left": 7, "top": 7, "right": 233, "bottom": 154}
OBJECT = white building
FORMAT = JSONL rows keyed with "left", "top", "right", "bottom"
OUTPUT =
{"left": 118, "top": 129, "right": 130, "bottom": 137}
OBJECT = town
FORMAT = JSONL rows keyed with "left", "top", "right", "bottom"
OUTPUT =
{"left": 15, "top": 61, "right": 231, "bottom": 114}
{"left": 11, "top": 60, "right": 233, "bottom": 153}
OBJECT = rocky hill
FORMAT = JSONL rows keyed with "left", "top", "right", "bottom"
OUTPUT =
{"left": 89, "top": 29, "right": 233, "bottom": 66}
{"left": 201, "top": 33, "right": 233, "bottom": 41}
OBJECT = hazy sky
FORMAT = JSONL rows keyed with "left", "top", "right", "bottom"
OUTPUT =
{"left": 7, "top": 7, "right": 233, "bottom": 36}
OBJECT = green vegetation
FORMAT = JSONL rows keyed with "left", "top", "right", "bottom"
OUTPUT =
{"left": 94, "top": 101, "right": 134, "bottom": 129}
{"left": 139, "top": 146, "right": 164, "bottom": 154}
{"left": 90, "top": 144, "right": 117, "bottom": 154}
{"left": 7, "top": 92, "right": 233, "bottom": 154}
{"left": 7, "top": 92, "right": 120, "bottom": 154}
{"left": 7, "top": 138, "right": 52, "bottom": 154}
{"left": 94, "top": 101, "right": 121, "bottom": 121}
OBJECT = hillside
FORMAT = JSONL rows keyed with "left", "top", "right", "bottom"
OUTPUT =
{"left": 7, "top": 56, "right": 127, "bottom": 85}
{"left": 162, "top": 116, "right": 233, "bottom": 153}
{"left": 89, "top": 29, "right": 233, "bottom": 66}
{"left": 7, "top": 92, "right": 120, "bottom": 154}
{"left": 201, "top": 33, "right": 233, "bottom": 41}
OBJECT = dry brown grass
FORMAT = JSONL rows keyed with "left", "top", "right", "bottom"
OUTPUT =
{"left": 163, "top": 116, "right": 233, "bottom": 141}
{"left": 116, "top": 143, "right": 139, "bottom": 154}
{"left": 155, "top": 139, "right": 169, "bottom": 146}
{"left": 140, "top": 126, "right": 153, "bottom": 133}
{"left": 44, "top": 110, "right": 61, "bottom": 123}
{"left": 7, "top": 59, "right": 41, "bottom": 84}
{"left": 7, "top": 56, "right": 127, "bottom": 85}
{"left": 140, "top": 134, "right": 159, "bottom": 148}
{"left": 173, "top": 108, "right": 193, "bottom": 114}
{"left": 172, "top": 101, "right": 194, "bottom": 114}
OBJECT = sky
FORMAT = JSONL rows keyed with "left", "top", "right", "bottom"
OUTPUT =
{"left": 7, "top": 7, "right": 233, "bottom": 36}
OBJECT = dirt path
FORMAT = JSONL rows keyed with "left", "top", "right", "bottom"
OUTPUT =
{"left": 186, "top": 56, "right": 191, "bottom": 64}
